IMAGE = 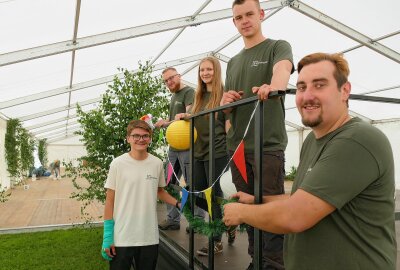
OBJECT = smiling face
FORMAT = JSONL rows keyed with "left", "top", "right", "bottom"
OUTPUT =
{"left": 199, "top": 60, "right": 214, "bottom": 87}
{"left": 232, "top": 0, "right": 264, "bottom": 39}
{"left": 162, "top": 69, "right": 181, "bottom": 93}
{"left": 127, "top": 127, "right": 151, "bottom": 153}
{"left": 296, "top": 60, "right": 350, "bottom": 137}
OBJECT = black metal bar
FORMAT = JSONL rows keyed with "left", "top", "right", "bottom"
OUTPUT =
{"left": 349, "top": 94, "right": 400, "bottom": 104}
{"left": 188, "top": 90, "right": 289, "bottom": 118}
{"left": 189, "top": 117, "right": 195, "bottom": 270}
{"left": 253, "top": 101, "right": 264, "bottom": 269}
{"left": 285, "top": 87, "right": 400, "bottom": 104}
{"left": 208, "top": 112, "right": 216, "bottom": 269}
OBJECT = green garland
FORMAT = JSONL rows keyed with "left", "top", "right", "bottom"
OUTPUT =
{"left": 182, "top": 198, "right": 246, "bottom": 238}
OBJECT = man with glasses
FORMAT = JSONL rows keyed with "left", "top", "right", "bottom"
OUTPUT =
{"left": 102, "top": 119, "right": 181, "bottom": 270}
{"left": 155, "top": 67, "right": 205, "bottom": 231}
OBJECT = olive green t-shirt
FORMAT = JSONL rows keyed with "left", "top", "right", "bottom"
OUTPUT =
{"left": 192, "top": 92, "right": 227, "bottom": 160}
{"left": 284, "top": 118, "right": 396, "bottom": 270}
{"left": 168, "top": 86, "right": 195, "bottom": 151}
{"left": 225, "top": 39, "right": 293, "bottom": 152}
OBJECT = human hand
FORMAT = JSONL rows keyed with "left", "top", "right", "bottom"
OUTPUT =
{"left": 102, "top": 244, "right": 116, "bottom": 261}
{"left": 174, "top": 113, "right": 189, "bottom": 120}
{"left": 252, "top": 84, "right": 274, "bottom": 101}
{"left": 154, "top": 119, "right": 167, "bottom": 128}
{"left": 101, "top": 219, "right": 115, "bottom": 260}
{"left": 220, "top": 90, "right": 243, "bottom": 106}
{"left": 223, "top": 203, "right": 244, "bottom": 226}
{"left": 231, "top": 191, "right": 255, "bottom": 204}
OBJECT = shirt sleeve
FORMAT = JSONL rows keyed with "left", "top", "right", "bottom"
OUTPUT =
{"left": 184, "top": 88, "right": 195, "bottom": 107}
{"left": 272, "top": 40, "right": 295, "bottom": 74}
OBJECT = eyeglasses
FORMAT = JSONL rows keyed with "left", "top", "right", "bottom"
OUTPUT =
{"left": 130, "top": 134, "right": 151, "bottom": 141}
{"left": 163, "top": 74, "right": 179, "bottom": 84}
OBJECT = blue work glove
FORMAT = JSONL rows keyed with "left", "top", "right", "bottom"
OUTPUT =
{"left": 101, "top": 219, "right": 115, "bottom": 261}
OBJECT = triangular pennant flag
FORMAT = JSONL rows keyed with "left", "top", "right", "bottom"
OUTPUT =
{"left": 233, "top": 140, "right": 248, "bottom": 183}
{"left": 180, "top": 188, "right": 189, "bottom": 213}
{"left": 204, "top": 187, "right": 213, "bottom": 219}
{"left": 166, "top": 163, "right": 173, "bottom": 185}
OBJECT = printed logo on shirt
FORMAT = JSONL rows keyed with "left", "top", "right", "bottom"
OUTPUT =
{"left": 251, "top": 60, "right": 269, "bottom": 67}
{"left": 146, "top": 174, "right": 158, "bottom": 181}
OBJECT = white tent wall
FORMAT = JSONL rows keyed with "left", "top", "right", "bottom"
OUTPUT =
{"left": 0, "top": 116, "right": 10, "bottom": 191}
{"left": 47, "top": 144, "right": 87, "bottom": 168}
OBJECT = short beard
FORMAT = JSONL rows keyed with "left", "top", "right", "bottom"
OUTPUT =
{"left": 169, "top": 82, "right": 181, "bottom": 93}
{"left": 301, "top": 114, "right": 323, "bottom": 128}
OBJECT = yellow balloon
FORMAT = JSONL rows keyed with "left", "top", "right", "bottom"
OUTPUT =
{"left": 166, "top": 120, "right": 197, "bottom": 150}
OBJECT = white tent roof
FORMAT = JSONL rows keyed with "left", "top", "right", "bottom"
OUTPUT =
{"left": 1, "top": 0, "right": 399, "bottom": 143}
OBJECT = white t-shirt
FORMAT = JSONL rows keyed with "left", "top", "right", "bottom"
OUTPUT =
{"left": 105, "top": 153, "right": 166, "bottom": 246}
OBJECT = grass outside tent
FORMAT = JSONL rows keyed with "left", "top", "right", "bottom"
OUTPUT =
{"left": 0, "top": 227, "right": 108, "bottom": 270}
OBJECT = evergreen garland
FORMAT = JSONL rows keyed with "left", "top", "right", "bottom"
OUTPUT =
{"left": 181, "top": 197, "right": 246, "bottom": 238}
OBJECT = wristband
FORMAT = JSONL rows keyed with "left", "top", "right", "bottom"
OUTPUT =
{"left": 101, "top": 219, "right": 115, "bottom": 261}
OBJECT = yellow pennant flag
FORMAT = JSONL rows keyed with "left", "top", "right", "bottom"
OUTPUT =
{"left": 204, "top": 187, "right": 213, "bottom": 219}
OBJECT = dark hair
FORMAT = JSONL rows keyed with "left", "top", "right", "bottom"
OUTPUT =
{"left": 297, "top": 52, "right": 350, "bottom": 88}
{"left": 232, "top": 0, "right": 260, "bottom": 9}
{"left": 126, "top": 120, "right": 152, "bottom": 137}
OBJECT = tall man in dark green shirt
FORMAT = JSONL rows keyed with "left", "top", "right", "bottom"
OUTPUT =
{"left": 223, "top": 53, "right": 396, "bottom": 270}
{"left": 220, "top": 1, "right": 294, "bottom": 269}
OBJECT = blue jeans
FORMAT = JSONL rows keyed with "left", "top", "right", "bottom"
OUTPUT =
{"left": 166, "top": 149, "right": 205, "bottom": 224}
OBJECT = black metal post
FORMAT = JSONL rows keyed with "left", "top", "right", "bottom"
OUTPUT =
{"left": 189, "top": 118, "right": 195, "bottom": 270}
{"left": 208, "top": 112, "right": 216, "bottom": 269}
{"left": 254, "top": 101, "right": 264, "bottom": 269}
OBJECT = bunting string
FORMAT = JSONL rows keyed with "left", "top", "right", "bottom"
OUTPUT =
{"left": 164, "top": 100, "right": 260, "bottom": 196}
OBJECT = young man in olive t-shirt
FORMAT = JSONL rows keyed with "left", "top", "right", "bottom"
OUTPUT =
{"left": 220, "top": 1, "right": 294, "bottom": 269}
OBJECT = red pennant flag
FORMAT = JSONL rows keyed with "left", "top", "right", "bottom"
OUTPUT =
{"left": 233, "top": 140, "right": 247, "bottom": 184}
{"left": 166, "top": 163, "right": 173, "bottom": 185}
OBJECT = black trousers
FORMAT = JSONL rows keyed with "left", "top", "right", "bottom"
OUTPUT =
{"left": 230, "top": 150, "right": 285, "bottom": 270}
{"left": 109, "top": 244, "right": 159, "bottom": 270}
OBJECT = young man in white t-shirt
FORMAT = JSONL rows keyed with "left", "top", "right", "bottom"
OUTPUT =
{"left": 101, "top": 119, "right": 181, "bottom": 270}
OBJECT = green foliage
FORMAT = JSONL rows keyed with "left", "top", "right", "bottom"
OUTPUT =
{"left": 0, "top": 184, "right": 11, "bottom": 203}
{"left": 4, "top": 118, "right": 36, "bottom": 187}
{"left": 19, "top": 129, "right": 35, "bottom": 176}
{"left": 66, "top": 63, "right": 170, "bottom": 205}
{"left": 5, "top": 118, "right": 21, "bottom": 178}
{"left": 285, "top": 166, "right": 297, "bottom": 181}
{"left": 182, "top": 197, "right": 246, "bottom": 238}
{"left": 38, "top": 139, "right": 48, "bottom": 168}
{"left": 0, "top": 227, "right": 107, "bottom": 270}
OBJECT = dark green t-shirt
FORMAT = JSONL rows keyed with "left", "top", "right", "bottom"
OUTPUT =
{"left": 225, "top": 39, "right": 293, "bottom": 152}
{"left": 192, "top": 92, "right": 227, "bottom": 160}
{"left": 168, "top": 86, "right": 195, "bottom": 151}
{"left": 284, "top": 118, "right": 396, "bottom": 270}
